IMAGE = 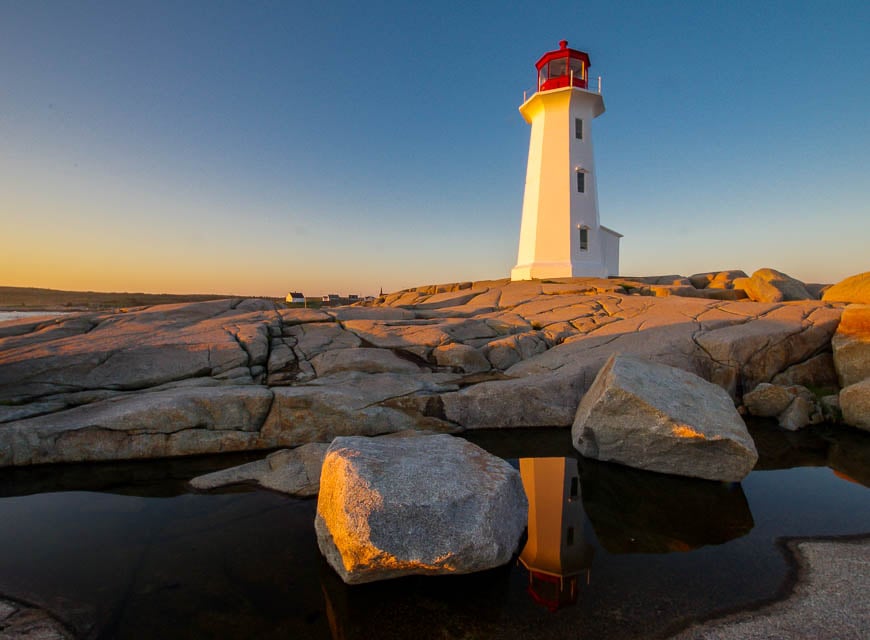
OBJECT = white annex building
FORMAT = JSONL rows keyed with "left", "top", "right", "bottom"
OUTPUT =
{"left": 512, "top": 40, "right": 622, "bottom": 281}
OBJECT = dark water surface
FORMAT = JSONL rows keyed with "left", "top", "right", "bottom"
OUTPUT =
{"left": 0, "top": 422, "right": 868, "bottom": 640}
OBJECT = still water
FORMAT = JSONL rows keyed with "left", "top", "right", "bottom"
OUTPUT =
{"left": 0, "top": 422, "right": 867, "bottom": 640}
{"left": 0, "top": 311, "right": 70, "bottom": 323}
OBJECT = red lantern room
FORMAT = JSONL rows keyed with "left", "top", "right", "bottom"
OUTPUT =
{"left": 535, "top": 40, "right": 591, "bottom": 91}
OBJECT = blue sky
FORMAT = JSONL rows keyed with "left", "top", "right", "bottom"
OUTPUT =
{"left": 1, "top": 1, "right": 867, "bottom": 296}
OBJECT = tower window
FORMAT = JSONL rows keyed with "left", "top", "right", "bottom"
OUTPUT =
{"left": 577, "top": 171, "right": 585, "bottom": 193}
{"left": 575, "top": 118, "right": 583, "bottom": 139}
{"left": 579, "top": 227, "right": 588, "bottom": 251}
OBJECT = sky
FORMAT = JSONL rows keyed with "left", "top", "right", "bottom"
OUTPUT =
{"left": 1, "top": 1, "right": 868, "bottom": 297}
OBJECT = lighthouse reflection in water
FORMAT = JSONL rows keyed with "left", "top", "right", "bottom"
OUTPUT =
{"left": 515, "top": 456, "right": 755, "bottom": 612}
{"left": 518, "top": 457, "right": 593, "bottom": 612}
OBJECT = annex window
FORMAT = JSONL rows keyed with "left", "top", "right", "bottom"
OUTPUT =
{"left": 566, "top": 526, "right": 575, "bottom": 546}
{"left": 575, "top": 118, "right": 583, "bottom": 139}
{"left": 576, "top": 171, "right": 585, "bottom": 193}
{"left": 579, "top": 226, "right": 589, "bottom": 251}
{"left": 569, "top": 476, "right": 579, "bottom": 499}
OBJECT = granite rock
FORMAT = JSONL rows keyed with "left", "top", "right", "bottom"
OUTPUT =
{"left": 572, "top": 355, "right": 758, "bottom": 481}
{"left": 315, "top": 434, "right": 528, "bottom": 584}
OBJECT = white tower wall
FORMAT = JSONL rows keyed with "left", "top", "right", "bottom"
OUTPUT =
{"left": 512, "top": 85, "right": 619, "bottom": 280}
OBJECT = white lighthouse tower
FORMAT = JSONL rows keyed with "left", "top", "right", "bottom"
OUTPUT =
{"left": 511, "top": 40, "right": 621, "bottom": 281}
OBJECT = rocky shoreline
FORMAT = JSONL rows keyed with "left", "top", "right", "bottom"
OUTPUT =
{"left": 0, "top": 269, "right": 867, "bottom": 468}
{"left": 670, "top": 536, "right": 869, "bottom": 640}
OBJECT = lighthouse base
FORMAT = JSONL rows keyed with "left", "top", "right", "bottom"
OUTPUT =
{"left": 511, "top": 261, "right": 610, "bottom": 281}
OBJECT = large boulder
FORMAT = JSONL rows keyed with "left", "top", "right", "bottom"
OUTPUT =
{"left": 315, "top": 434, "right": 528, "bottom": 584}
{"left": 840, "top": 380, "right": 870, "bottom": 431}
{"left": 733, "top": 268, "right": 812, "bottom": 303}
{"left": 572, "top": 355, "right": 758, "bottom": 481}
{"left": 822, "top": 272, "right": 870, "bottom": 304}
{"left": 832, "top": 304, "right": 870, "bottom": 388}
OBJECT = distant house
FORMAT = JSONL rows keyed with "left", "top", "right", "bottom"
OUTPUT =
{"left": 347, "top": 294, "right": 360, "bottom": 302}
{"left": 321, "top": 294, "right": 341, "bottom": 306}
{"left": 363, "top": 295, "right": 375, "bottom": 303}
{"left": 285, "top": 292, "right": 305, "bottom": 304}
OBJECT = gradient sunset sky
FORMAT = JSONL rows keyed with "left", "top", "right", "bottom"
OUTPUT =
{"left": 1, "top": 1, "right": 867, "bottom": 297}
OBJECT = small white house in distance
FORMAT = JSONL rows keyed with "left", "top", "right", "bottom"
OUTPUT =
{"left": 321, "top": 294, "right": 341, "bottom": 305}
{"left": 285, "top": 292, "right": 305, "bottom": 304}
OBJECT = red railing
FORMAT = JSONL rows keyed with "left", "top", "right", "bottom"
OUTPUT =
{"left": 524, "top": 74, "right": 602, "bottom": 102}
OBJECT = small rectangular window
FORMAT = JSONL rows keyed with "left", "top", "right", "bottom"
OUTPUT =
{"left": 569, "top": 476, "right": 579, "bottom": 499}
{"left": 566, "top": 526, "right": 575, "bottom": 546}
{"left": 579, "top": 227, "right": 588, "bottom": 251}
{"left": 575, "top": 118, "right": 583, "bottom": 139}
{"left": 577, "top": 171, "right": 585, "bottom": 193}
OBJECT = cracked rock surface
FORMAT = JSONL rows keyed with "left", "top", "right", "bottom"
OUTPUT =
{"left": 0, "top": 277, "right": 848, "bottom": 466}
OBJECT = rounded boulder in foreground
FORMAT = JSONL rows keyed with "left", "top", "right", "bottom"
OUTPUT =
{"left": 572, "top": 354, "right": 758, "bottom": 482}
{"left": 315, "top": 434, "right": 528, "bottom": 584}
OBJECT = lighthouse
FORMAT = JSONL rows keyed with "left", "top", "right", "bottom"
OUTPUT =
{"left": 511, "top": 40, "right": 622, "bottom": 281}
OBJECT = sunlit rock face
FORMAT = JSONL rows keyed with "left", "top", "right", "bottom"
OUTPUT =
{"left": 832, "top": 304, "right": 870, "bottom": 388}
{"left": 831, "top": 304, "right": 870, "bottom": 431}
{"left": 823, "top": 271, "right": 870, "bottom": 304}
{"left": 0, "top": 273, "right": 852, "bottom": 467}
{"left": 315, "top": 434, "right": 528, "bottom": 584}
{"left": 733, "top": 268, "right": 813, "bottom": 303}
{"left": 572, "top": 355, "right": 758, "bottom": 482}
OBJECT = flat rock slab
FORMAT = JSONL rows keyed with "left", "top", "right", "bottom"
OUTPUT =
{"left": 572, "top": 354, "right": 758, "bottom": 482}
{"left": 315, "top": 434, "right": 528, "bottom": 584}
{"left": 669, "top": 538, "right": 870, "bottom": 640}
{"left": 190, "top": 442, "right": 329, "bottom": 496}
{"left": 0, "top": 385, "right": 275, "bottom": 466}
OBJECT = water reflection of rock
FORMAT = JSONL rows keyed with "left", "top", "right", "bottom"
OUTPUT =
{"left": 518, "top": 457, "right": 594, "bottom": 611}
{"left": 318, "top": 559, "right": 513, "bottom": 640}
{"left": 578, "top": 457, "right": 755, "bottom": 554}
{"left": 0, "top": 450, "right": 270, "bottom": 498}
{"left": 749, "top": 421, "right": 870, "bottom": 487}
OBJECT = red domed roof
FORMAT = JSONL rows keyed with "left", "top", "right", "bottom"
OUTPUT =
{"left": 534, "top": 40, "right": 591, "bottom": 91}
{"left": 534, "top": 40, "right": 591, "bottom": 72}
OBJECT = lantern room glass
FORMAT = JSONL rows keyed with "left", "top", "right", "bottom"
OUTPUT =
{"left": 537, "top": 50, "right": 588, "bottom": 91}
